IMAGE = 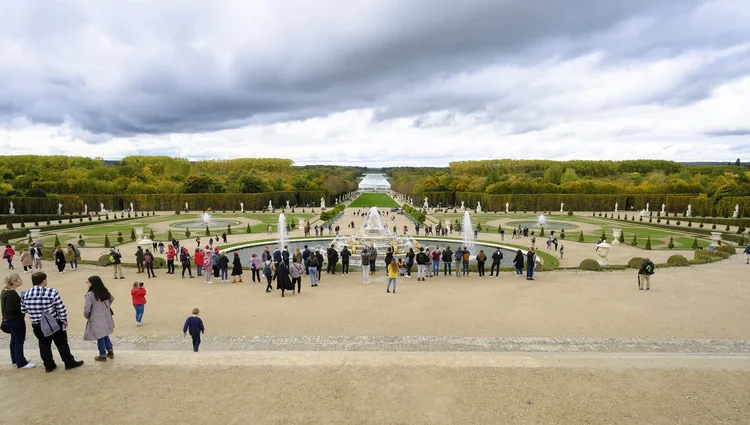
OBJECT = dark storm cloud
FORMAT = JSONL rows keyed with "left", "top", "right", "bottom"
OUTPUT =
{"left": 0, "top": 0, "right": 745, "bottom": 138}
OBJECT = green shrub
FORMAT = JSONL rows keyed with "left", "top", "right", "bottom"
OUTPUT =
{"left": 726, "top": 224, "right": 731, "bottom": 231}
{"left": 667, "top": 237, "right": 674, "bottom": 249}
{"left": 567, "top": 209, "right": 573, "bottom": 216}
{"left": 676, "top": 220, "right": 680, "bottom": 226}
{"left": 628, "top": 257, "right": 644, "bottom": 269}
{"left": 739, "top": 235, "right": 746, "bottom": 246}
{"left": 604, "top": 213, "right": 607, "bottom": 218}
{"left": 227, "top": 224, "right": 232, "bottom": 235}
{"left": 104, "top": 235, "right": 111, "bottom": 248}
{"left": 645, "top": 237, "right": 652, "bottom": 250}
{"left": 539, "top": 227, "right": 545, "bottom": 237}
{"left": 167, "top": 230, "right": 173, "bottom": 241}
{"left": 617, "top": 214, "right": 620, "bottom": 219}
{"left": 716, "top": 245, "right": 735, "bottom": 255}
{"left": 97, "top": 254, "right": 111, "bottom": 266}
{"left": 600, "top": 230, "right": 606, "bottom": 241}
{"left": 691, "top": 238, "right": 699, "bottom": 249}
{"left": 246, "top": 223, "right": 251, "bottom": 233}
{"left": 117, "top": 231, "right": 124, "bottom": 243}
{"left": 687, "top": 220, "right": 692, "bottom": 227}
{"left": 78, "top": 238, "right": 85, "bottom": 247}
{"left": 667, "top": 255, "right": 689, "bottom": 267}
{"left": 205, "top": 226, "right": 210, "bottom": 236}
{"left": 130, "top": 228, "right": 136, "bottom": 241}
{"left": 560, "top": 229, "right": 566, "bottom": 239}
{"left": 631, "top": 234, "right": 638, "bottom": 246}
{"left": 592, "top": 211, "right": 596, "bottom": 217}
{"left": 578, "top": 231, "right": 584, "bottom": 242}
{"left": 699, "top": 222, "right": 704, "bottom": 228}
{"left": 149, "top": 229, "right": 155, "bottom": 240}
{"left": 579, "top": 259, "right": 602, "bottom": 271}
{"left": 711, "top": 223, "right": 716, "bottom": 229}
{"left": 656, "top": 218, "right": 660, "bottom": 223}
{"left": 53, "top": 235, "right": 60, "bottom": 247}
{"left": 618, "top": 230, "right": 625, "bottom": 243}
{"left": 185, "top": 228, "right": 191, "bottom": 238}
{"left": 152, "top": 257, "right": 167, "bottom": 269}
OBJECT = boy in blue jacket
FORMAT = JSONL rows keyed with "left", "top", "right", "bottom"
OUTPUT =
{"left": 183, "top": 308, "right": 205, "bottom": 352}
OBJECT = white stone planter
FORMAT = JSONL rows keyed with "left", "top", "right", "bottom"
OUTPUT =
{"left": 596, "top": 242, "right": 611, "bottom": 266}
{"left": 710, "top": 232, "right": 722, "bottom": 242}
{"left": 612, "top": 229, "right": 622, "bottom": 244}
{"left": 29, "top": 229, "right": 41, "bottom": 241}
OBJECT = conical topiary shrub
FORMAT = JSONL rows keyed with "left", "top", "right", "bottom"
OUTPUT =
{"left": 600, "top": 230, "right": 606, "bottom": 241}
{"left": 539, "top": 227, "right": 545, "bottom": 237}
{"left": 185, "top": 228, "right": 191, "bottom": 238}
{"left": 726, "top": 224, "right": 731, "bottom": 231}
{"left": 631, "top": 234, "right": 638, "bottom": 246}
{"left": 560, "top": 229, "right": 566, "bottom": 239}
{"left": 645, "top": 236, "right": 652, "bottom": 250}
{"left": 53, "top": 234, "right": 60, "bottom": 247}
{"left": 578, "top": 231, "right": 584, "bottom": 242}
{"left": 149, "top": 229, "right": 155, "bottom": 240}
{"left": 246, "top": 223, "right": 251, "bottom": 233}
{"left": 205, "top": 226, "right": 210, "bottom": 236}
{"left": 691, "top": 237, "right": 699, "bottom": 249}
{"left": 130, "top": 228, "right": 136, "bottom": 241}
{"left": 104, "top": 234, "right": 111, "bottom": 248}
{"left": 167, "top": 230, "right": 173, "bottom": 241}
{"left": 667, "top": 237, "right": 674, "bottom": 249}
{"left": 618, "top": 230, "right": 625, "bottom": 243}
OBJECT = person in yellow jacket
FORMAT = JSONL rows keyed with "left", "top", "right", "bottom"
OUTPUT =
{"left": 386, "top": 259, "right": 399, "bottom": 294}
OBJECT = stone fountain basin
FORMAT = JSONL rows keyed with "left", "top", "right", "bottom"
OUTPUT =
{"left": 170, "top": 219, "right": 241, "bottom": 229}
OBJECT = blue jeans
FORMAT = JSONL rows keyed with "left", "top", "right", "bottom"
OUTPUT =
{"left": 7, "top": 258, "right": 14, "bottom": 269}
{"left": 433, "top": 261, "right": 440, "bottom": 275}
{"left": 515, "top": 266, "right": 523, "bottom": 276}
{"left": 220, "top": 268, "right": 228, "bottom": 281}
{"left": 69, "top": 260, "right": 77, "bottom": 268}
{"left": 387, "top": 278, "right": 397, "bottom": 291}
{"left": 462, "top": 260, "right": 469, "bottom": 275}
{"left": 444, "top": 262, "right": 451, "bottom": 275}
{"left": 134, "top": 304, "right": 145, "bottom": 323}
{"left": 196, "top": 265, "right": 203, "bottom": 276}
{"left": 526, "top": 264, "right": 535, "bottom": 279}
{"left": 309, "top": 267, "right": 317, "bottom": 285}
{"left": 6, "top": 319, "right": 29, "bottom": 367}
{"left": 97, "top": 335, "right": 113, "bottom": 356}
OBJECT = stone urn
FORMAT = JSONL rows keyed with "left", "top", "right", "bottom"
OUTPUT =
{"left": 612, "top": 229, "right": 622, "bottom": 245}
{"left": 135, "top": 227, "right": 144, "bottom": 239}
{"left": 596, "top": 241, "right": 611, "bottom": 266}
{"left": 29, "top": 229, "right": 41, "bottom": 243}
{"left": 710, "top": 231, "right": 722, "bottom": 247}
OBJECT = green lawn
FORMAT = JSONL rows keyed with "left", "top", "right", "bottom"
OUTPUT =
{"left": 349, "top": 193, "right": 400, "bottom": 208}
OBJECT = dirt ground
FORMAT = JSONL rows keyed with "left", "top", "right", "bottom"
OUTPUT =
{"left": 2, "top": 354, "right": 748, "bottom": 425}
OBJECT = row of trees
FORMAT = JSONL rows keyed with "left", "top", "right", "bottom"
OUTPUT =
{"left": 0, "top": 156, "right": 361, "bottom": 198}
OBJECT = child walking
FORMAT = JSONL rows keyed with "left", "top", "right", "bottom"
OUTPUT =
{"left": 183, "top": 308, "right": 205, "bottom": 352}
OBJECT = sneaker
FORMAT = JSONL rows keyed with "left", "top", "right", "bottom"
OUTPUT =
{"left": 387, "top": 289, "right": 390, "bottom": 293}
{"left": 20, "top": 363, "right": 37, "bottom": 369}
{"left": 94, "top": 356, "right": 107, "bottom": 362}
{"left": 646, "top": 288, "right": 650, "bottom": 291}
{"left": 107, "top": 351, "right": 115, "bottom": 359}
{"left": 46, "top": 365, "right": 57, "bottom": 373}
{"left": 119, "top": 277, "right": 125, "bottom": 279}
{"left": 638, "top": 288, "right": 643, "bottom": 291}
{"left": 65, "top": 360, "right": 84, "bottom": 370}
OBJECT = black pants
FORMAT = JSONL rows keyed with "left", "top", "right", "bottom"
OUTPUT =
{"left": 342, "top": 260, "right": 349, "bottom": 274}
{"left": 137, "top": 261, "right": 144, "bottom": 273}
{"left": 251, "top": 268, "right": 260, "bottom": 282}
{"left": 266, "top": 275, "right": 273, "bottom": 292}
{"left": 406, "top": 262, "right": 413, "bottom": 276}
{"left": 32, "top": 323, "right": 77, "bottom": 371}
{"left": 293, "top": 277, "right": 301, "bottom": 293}
{"left": 146, "top": 263, "right": 155, "bottom": 277}
{"left": 369, "top": 261, "right": 376, "bottom": 272}
{"left": 490, "top": 262, "right": 501, "bottom": 276}
{"left": 6, "top": 319, "right": 29, "bottom": 368}
{"left": 191, "top": 334, "right": 201, "bottom": 352}
{"left": 444, "top": 262, "right": 452, "bottom": 275}
{"left": 213, "top": 266, "right": 220, "bottom": 278}
{"left": 182, "top": 263, "right": 192, "bottom": 277}
{"left": 478, "top": 261, "right": 485, "bottom": 277}
{"left": 167, "top": 259, "right": 175, "bottom": 274}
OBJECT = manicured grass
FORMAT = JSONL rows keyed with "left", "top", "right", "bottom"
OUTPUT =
{"left": 349, "top": 193, "right": 400, "bottom": 208}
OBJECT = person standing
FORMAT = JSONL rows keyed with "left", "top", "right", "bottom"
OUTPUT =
{"left": 84, "top": 276, "right": 115, "bottom": 362}
{"left": 638, "top": 257, "right": 655, "bottom": 291}
{"left": 290, "top": 258, "right": 305, "bottom": 294}
{"left": 405, "top": 248, "right": 415, "bottom": 278}
{"left": 54, "top": 246, "right": 66, "bottom": 274}
{"left": 183, "top": 308, "right": 204, "bottom": 352}
{"left": 415, "top": 247, "right": 427, "bottom": 281}
{"left": 513, "top": 250, "right": 524, "bottom": 277}
{"left": 231, "top": 252, "right": 243, "bottom": 283}
{"left": 526, "top": 248, "right": 536, "bottom": 281}
{"left": 3, "top": 245, "right": 15, "bottom": 270}
{"left": 490, "top": 247, "right": 503, "bottom": 278}
{"left": 29, "top": 243, "right": 43, "bottom": 271}
{"left": 369, "top": 245, "right": 377, "bottom": 275}
{"left": 442, "top": 246, "right": 453, "bottom": 276}
{"left": 431, "top": 247, "right": 441, "bottom": 277}
{"left": 326, "top": 245, "right": 338, "bottom": 275}
{"left": 386, "top": 259, "right": 398, "bottom": 294}
{"left": 144, "top": 249, "right": 156, "bottom": 278}
{"left": 249, "top": 253, "right": 261, "bottom": 283}
{"left": 454, "top": 247, "right": 463, "bottom": 278}
{"left": 20, "top": 249, "right": 32, "bottom": 273}
{"left": 166, "top": 245, "right": 176, "bottom": 274}
{"left": 66, "top": 243, "right": 79, "bottom": 270}
{"left": 219, "top": 251, "right": 230, "bottom": 283}
{"left": 2, "top": 273, "right": 36, "bottom": 369}
{"left": 302, "top": 245, "right": 311, "bottom": 275}
{"left": 744, "top": 245, "right": 750, "bottom": 264}
{"left": 131, "top": 282, "right": 146, "bottom": 326}
{"left": 273, "top": 261, "right": 294, "bottom": 297}
{"left": 559, "top": 245, "right": 564, "bottom": 259}
{"left": 203, "top": 249, "right": 213, "bottom": 284}
{"left": 360, "top": 247, "right": 370, "bottom": 284}
{"left": 263, "top": 261, "right": 275, "bottom": 292}
{"left": 134, "top": 246, "right": 145, "bottom": 274}
{"left": 21, "top": 272, "right": 84, "bottom": 373}
{"left": 314, "top": 249, "right": 324, "bottom": 282}
{"left": 462, "top": 247, "right": 471, "bottom": 276}
{"left": 476, "top": 250, "right": 487, "bottom": 278}
{"left": 180, "top": 248, "right": 194, "bottom": 279}
{"left": 194, "top": 248, "right": 204, "bottom": 277}
{"left": 307, "top": 255, "right": 318, "bottom": 287}
{"left": 340, "top": 245, "right": 351, "bottom": 276}
{"left": 384, "top": 248, "right": 394, "bottom": 274}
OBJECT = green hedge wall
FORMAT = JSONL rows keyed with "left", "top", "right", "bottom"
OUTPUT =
{"left": 0, "top": 191, "right": 326, "bottom": 214}
{"left": 0, "top": 214, "right": 87, "bottom": 224}
{"left": 320, "top": 204, "right": 346, "bottom": 222}
{"left": 402, "top": 204, "right": 426, "bottom": 223}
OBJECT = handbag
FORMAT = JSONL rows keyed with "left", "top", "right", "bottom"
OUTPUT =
{"left": 0, "top": 320, "right": 10, "bottom": 334}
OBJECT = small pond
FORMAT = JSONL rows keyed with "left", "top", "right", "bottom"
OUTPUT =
{"left": 170, "top": 219, "right": 241, "bottom": 229}
{"left": 506, "top": 221, "right": 578, "bottom": 230}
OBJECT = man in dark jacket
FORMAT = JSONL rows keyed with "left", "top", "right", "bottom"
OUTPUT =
{"left": 369, "top": 245, "right": 377, "bottom": 274}
{"left": 302, "top": 245, "right": 311, "bottom": 275}
{"left": 282, "top": 247, "right": 290, "bottom": 265}
{"left": 135, "top": 246, "right": 145, "bottom": 274}
{"left": 272, "top": 247, "right": 282, "bottom": 264}
{"left": 384, "top": 248, "right": 393, "bottom": 274}
{"left": 340, "top": 245, "right": 351, "bottom": 275}
{"left": 416, "top": 247, "right": 428, "bottom": 281}
{"left": 314, "top": 250, "right": 324, "bottom": 281}
{"left": 526, "top": 248, "right": 536, "bottom": 281}
{"left": 326, "top": 245, "right": 338, "bottom": 274}
{"left": 490, "top": 248, "right": 503, "bottom": 278}
{"left": 638, "top": 257, "right": 655, "bottom": 291}
{"left": 442, "top": 246, "right": 453, "bottom": 276}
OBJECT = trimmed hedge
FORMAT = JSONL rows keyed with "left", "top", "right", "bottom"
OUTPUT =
{"left": 667, "top": 255, "right": 689, "bottom": 267}
{"left": 402, "top": 204, "right": 426, "bottom": 223}
{"left": 320, "top": 204, "right": 345, "bottom": 222}
{"left": 628, "top": 257, "right": 644, "bottom": 269}
{"left": 579, "top": 259, "right": 602, "bottom": 271}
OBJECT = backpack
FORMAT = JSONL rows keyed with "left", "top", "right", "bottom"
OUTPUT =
{"left": 109, "top": 255, "right": 115, "bottom": 264}
{"left": 263, "top": 263, "right": 272, "bottom": 277}
{"left": 74, "top": 247, "right": 81, "bottom": 257}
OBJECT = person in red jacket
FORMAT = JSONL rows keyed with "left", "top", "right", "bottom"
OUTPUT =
{"left": 4, "top": 245, "right": 16, "bottom": 270}
{"left": 131, "top": 282, "right": 147, "bottom": 326}
{"left": 166, "top": 245, "right": 176, "bottom": 274}
{"left": 194, "top": 248, "right": 204, "bottom": 276}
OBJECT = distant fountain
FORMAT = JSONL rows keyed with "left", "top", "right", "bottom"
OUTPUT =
{"left": 278, "top": 213, "right": 288, "bottom": 251}
{"left": 536, "top": 214, "right": 547, "bottom": 227}
{"left": 331, "top": 207, "right": 417, "bottom": 256}
{"left": 200, "top": 212, "right": 211, "bottom": 226}
{"left": 463, "top": 211, "right": 473, "bottom": 249}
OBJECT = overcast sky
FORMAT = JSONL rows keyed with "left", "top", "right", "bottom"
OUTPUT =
{"left": 1, "top": 0, "right": 749, "bottom": 166}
